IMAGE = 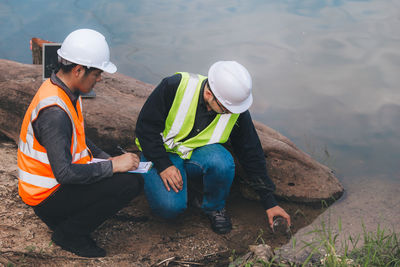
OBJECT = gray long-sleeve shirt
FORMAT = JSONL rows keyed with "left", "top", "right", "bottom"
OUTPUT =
{"left": 31, "top": 73, "right": 113, "bottom": 184}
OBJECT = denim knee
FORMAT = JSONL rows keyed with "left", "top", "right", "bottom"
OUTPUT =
{"left": 207, "top": 151, "right": 235, "bottom": 179}
{"left": 151, "top": 199, "right": 187, "bottom": 220}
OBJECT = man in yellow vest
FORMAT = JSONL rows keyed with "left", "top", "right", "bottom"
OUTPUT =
{"left": 135, "top": 61, "right": 290, "bottom": 234}
{"left": 17, "top": 29, "right": 143, "bottom": 257}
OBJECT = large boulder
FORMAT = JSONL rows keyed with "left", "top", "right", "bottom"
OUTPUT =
{"left": 0, "top": 59, "right": 343, "bottom": 204}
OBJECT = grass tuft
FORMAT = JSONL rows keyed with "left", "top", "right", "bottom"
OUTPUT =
{"left": 298, "top": 221, "right": 399, "bottom": 267}
{"left": 232, "top": 221, "right": 399, "bottom": 267}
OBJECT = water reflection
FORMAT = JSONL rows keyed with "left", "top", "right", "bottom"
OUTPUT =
{"left": 0, "top": 0, "right": 399, "bottom": 181}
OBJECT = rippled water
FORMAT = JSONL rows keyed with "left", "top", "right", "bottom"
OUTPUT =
{"left": 1, "top": 0, "right": 399, "bottom": 186}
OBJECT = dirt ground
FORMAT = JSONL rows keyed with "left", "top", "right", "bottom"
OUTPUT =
{"left": 0, "top": 133, "right": 324, "bottom": 266}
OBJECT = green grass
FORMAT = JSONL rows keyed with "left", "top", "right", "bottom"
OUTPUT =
{"left": 296, "top": 221, "right": 399, "bottom": 267}
{"left": 349, "top": 225, "right": 400, "bottom": 266}
{"left": 230, "top": 222, "right": 399, "bottom": 267}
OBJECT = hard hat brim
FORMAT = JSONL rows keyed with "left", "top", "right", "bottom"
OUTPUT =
{"left": 57, "top": 48, "right": 117, "bottom": 74}
{"left": 100, "top": 62, "right": 117, "bottom": 74}
{"left": 224, "top": 93, "right": 253, "bottom": 114}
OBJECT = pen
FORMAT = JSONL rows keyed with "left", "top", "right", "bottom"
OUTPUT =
{"left": 117, "top": 145, "right": 128, "bottom": 154}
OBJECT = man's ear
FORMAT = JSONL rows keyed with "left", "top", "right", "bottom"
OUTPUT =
{"left": 204, "top": 87, "right": 213, "bottom": 99}
{"left": 72, "top": 65, "right": 84, "bottom": 77}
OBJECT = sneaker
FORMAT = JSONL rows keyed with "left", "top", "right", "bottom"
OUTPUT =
{"left": 51, "top": 230, "right": 106, "bottom": 258}
{"left": 205, "top": 208, "right": 232, "bottom": 234}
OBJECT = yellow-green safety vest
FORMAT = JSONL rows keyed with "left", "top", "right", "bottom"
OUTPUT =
{"left": 136, "top": 72, "right": 239, "bottom": 159}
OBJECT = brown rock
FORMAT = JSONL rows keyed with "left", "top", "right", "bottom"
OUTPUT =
{"left": 248, "top": 121, "right": 343, "bottom": 204}
{"left": 0, "top": 59, "right": 343, "bottom": 204}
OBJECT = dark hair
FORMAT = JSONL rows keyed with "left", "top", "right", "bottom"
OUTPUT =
{"left": 57, "top": 62, "right": 98, "bottom": 76}
{"left": 57, "top": 62, "right": 76, "bottom": 73}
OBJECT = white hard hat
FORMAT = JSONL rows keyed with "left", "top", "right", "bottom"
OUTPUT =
{"left": 57, "top": 29, "right": 117, "bottom": 73}
{"left": 208, "top": 61, "right": 253, "bottom": 114}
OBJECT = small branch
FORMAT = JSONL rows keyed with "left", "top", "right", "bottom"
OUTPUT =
{"left": 173, "top": 260, "right": 204, "bottom": 265}
{"left": 155, "top": 256, "right": 175, "bottom": 266}
{"left": 203, "top": 249, "right": 230, "bottom": 258}
{"left": 0, "top": 250, "right": 90, "bottom": 261}
{"left": 154, "top": 256, "right": 204, "bottom": 266}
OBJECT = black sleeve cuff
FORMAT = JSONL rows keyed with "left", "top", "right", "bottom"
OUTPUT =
{"left": 153, "top": 157, "right": 174, "bottom": 174}
{"left": 258, "top": 192, "right": 278, "bottom": 210}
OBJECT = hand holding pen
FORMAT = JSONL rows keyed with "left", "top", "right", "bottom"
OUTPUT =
{"left": 111, "top": 145, "right": 139, "bottom": 173}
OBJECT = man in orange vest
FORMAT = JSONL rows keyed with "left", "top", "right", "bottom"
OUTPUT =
{"left": 17, "top": 29, "right": 143, "bottom": 258}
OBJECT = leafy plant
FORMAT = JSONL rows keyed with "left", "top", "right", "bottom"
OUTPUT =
{"left": 299, "top": 218, "right": 399, "bottom": 266}
{"left": 256, "top": 229, "right": 266, "bottom": 245}
{"left": 350, "top": 224, "right": 400, "bottom": 266}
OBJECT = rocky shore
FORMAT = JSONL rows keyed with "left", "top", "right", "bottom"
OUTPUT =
{"left": 0, "top": 59, "right": 346, "bottom": 266}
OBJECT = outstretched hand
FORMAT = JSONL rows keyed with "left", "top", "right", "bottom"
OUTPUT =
{"left": 266, "top": 205, "right": 291, "bottom": 230}
{"left": 159, "top": 165, "right": 183, "bottom": 193}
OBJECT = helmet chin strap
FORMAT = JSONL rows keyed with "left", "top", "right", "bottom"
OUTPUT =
{"left": 204, "top": 87, "right": 229, "bottom": 114}
{"left": 203, "top": 84, "right": 214, "bottom": 112}
{"left": 58, "top": 56, "right": 73, "bottom": 66}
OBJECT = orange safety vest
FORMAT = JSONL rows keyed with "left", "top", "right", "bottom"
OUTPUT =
{"left": 17, "top": 79, "right": 92, "bottom": 206}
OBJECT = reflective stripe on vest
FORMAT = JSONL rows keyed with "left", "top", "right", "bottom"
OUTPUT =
{"left": 18, "top": 169, "right": 59, "bottom": 188}
{"left": 162, "top": 72, "right": 239, "bottom": 159}
{"left": 162, "top": 73, "right": 200, "bottom": 149}
{"left": 18, "top": 95, "right": 79, "bottom": 164}
{"left": 17, "top": 79, "right": 91, "bottom": 206}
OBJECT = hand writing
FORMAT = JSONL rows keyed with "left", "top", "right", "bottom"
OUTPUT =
{"left": 111, "top": 153, "right": 140, "bottom": 173}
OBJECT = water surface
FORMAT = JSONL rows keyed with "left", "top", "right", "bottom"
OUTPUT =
{"left": 1, "top": 0, "right": 399, "bottom": 199}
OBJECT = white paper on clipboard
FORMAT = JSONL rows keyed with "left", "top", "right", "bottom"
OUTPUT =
{"left": 89, "top": 158, "right": 153, "bottom": 173}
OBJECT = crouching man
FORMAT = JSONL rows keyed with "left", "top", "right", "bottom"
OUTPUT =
{"left": 135, "top": 61, "right": 290, "bottom": 234}
{"left": 17, "top": 29, "right": 143, "bottom": 257}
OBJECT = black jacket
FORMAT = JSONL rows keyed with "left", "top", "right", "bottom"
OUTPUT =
{"left": 136, "top": 73, "right": 278, "bottom": 209}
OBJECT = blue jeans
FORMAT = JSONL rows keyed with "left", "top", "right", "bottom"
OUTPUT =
{"left": 141, "top": 144, "right": 235, "bottom": 219}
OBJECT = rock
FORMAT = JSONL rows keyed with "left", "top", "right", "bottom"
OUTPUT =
{"left": 238, "top": 121, "right": 344, "bottom": 204}
{"left": 0, "top": 59, "right": 344, "bottom": 204}
{"left": 249, "top": 244, "right": 274, "bottom": 262}
{"left": 229, "top": 244, "right": 275, "bottom": 266}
